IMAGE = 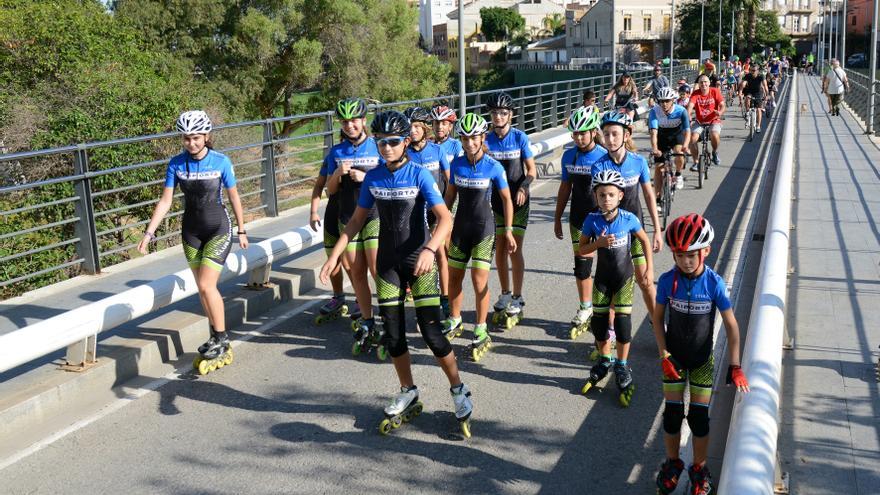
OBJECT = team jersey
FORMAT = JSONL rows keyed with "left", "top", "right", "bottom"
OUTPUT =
{"left": 591, "top": 151, "right": 651, "bottom": 221}
{"left": 486, "top": 128, "right": 534, "bottom": 213}
{"left": 742, "top": 74, "right": 765, "bottom": 97}
{"left": 648, "top": 104, "right": 691, "bottom": 133}
{"left": 165, "top": 149, "right": 236, "bottom": 212}
{"left": 357, "top": 161, "right": 443, "bottom": 256}
{"left": 769, "top": 61, "right": 780, "bottom": 75}
{"left": 449, "top": 153, "right": 508, "bottom": 226}
{"left": 646, "top": 75, "right": 670, "bottom": 94}
{"left": 690, "top": 87, "right": 724, "bottom": 125}
{"left": 436, "top": 137, "right": 463, "bottom": 165}
{"left": 656, "top": 266, "right": 732, "bottom": 368}
{"left": 407, "top": 142, "right": 450, "bottom": 195}
{"left": 560, "top": 144, "right": 607, "bottom": 224}
{"left": 581, "top": 210, "right": 643, "bottom": 282}
{"left": 322, "top": 137, "right": 383, "bottom": 224}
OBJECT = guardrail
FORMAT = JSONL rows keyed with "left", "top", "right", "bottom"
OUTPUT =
{"left": 717, "top": 71, "right": 798, "bottom": 494}
{"left": 843, "top": 68, "right": 880, "bottom": 133}
{"left": 0, "top": 66, "right": 695, "bottom": 299}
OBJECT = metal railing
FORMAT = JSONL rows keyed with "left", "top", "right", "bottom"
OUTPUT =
{"left": 843, "top": 68, "right": 880, "bottom": 133}
{"left": 0, "top": 66, "right": 696, "bottom": 299}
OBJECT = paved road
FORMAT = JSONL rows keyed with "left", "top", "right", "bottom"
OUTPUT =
{"left": 2, "top": 98, "right": 778, "bottom": 494}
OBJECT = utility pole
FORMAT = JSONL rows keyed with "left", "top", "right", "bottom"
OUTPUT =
{"left": 699, "top": 0, "right": 705, "bottom": 62}
{"left": 612, "top": 0, "right": 618, "bottom": 84}
{"left": 840, "top": 0, "right": 847, "bottom": 67}
{"left": 458, "top": 0, "right": 465, "bottom": 117}
{"left": 670, "top": 0, "right": 676, "bottom": 79}
{"left": 819, "top": 1, "right": 825, "bottom": 75}
{"left": 718, "top": 0, "right": 722, "bottom": 64}
{"left": 868, "top": 0, "right": 878, "bottom": 134}
{"left": 730, "top": 6, "right": 735, "bottom": 62}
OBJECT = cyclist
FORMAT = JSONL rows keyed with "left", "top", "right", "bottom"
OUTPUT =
{"left": 431, "top": 104, "right": 463, "bottom": 164}
{"left": 318, "top": 110, "right": 474, "bottom": 436}
{"left": 405, "top": 106, "right": 452, "bottom": 316}
{"left": 739, "top": 64, "right": 769, "bottom": 132}
{"left": 324, "top": 97, "right": 381, "bottom": 335}
{"left": 725, "top": 67, "right": 739, "bottom": 106}
{"left": 553, "top": 106, "right": 606, "bottom": 337}
{"left": 592, "top": 111, "right": 663, "bottom": 323}
{"left": 484, "top": 91, "right": 537, "bottom": 320}
{"left": 138, "top": 110, "right": 248, "bottom": 364}
{"left": 766, "top": 73, "right": 777, "bottom": 110}
{"left": 687, "top": 74, "right": 726, "bottom": 169}
{"left": 648, "top": 87, "right": 691, "bottom": 193}
{"left": 644, "top": 65, "right": 671, "bottom": 108}
{"left": 603, "top": 71, "right": 639, "bottom": 118}
{"left": 442, "top": 113, "right": 517, "bottom": 358}
{"left": 651, "top": 214, "right": 749, "bottom": 495}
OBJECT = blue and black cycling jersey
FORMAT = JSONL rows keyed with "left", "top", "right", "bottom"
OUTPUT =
{"left": 581, "top": 210, "right": 643, "bottom": 284}
{"left": 449, "top": 154, "right": 508, "bottom": 229}
{"left": 407, "top": 142, "right": 450, "bottom": 196}
{"left": 485, "top": 128, "right": 534, "bottom": 216}
{"left": 591, "top": 152, "right": 651, "bottom": 222}
{"left": 322, "top": 137, "right": 383, "bottom": 225}
{"left": 561, "top": 144, "right": 607, "bottom": 227}
{"left": 656, "top": 266, "right": 732, "bottom": 369}
{"left": 436, "top": 137, "right": 463, "bottom": 165}
{"left": 648, "top": 104, "right": 691, "bottom": 134}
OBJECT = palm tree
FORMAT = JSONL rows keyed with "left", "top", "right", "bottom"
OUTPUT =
{"left": 541, "top": 13, "right": 565, "bottom": 38}
{"left": 736, "top": 0, "right": 762, "bottom": 57}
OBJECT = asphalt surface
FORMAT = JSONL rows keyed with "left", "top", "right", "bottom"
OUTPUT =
{"left": 2, "top": 97, "right": 780, "bottom": 494}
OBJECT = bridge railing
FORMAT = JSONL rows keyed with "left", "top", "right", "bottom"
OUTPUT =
{"left": 843, "top": 68, "right": 880, "bottom": 133}
{"left": 0, "top": 66, "right": 695, "bottom": 299}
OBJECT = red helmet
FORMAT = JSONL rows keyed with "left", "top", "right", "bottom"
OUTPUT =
{"left": 431, "top": 105, "right": 458, "bottom": 122}
{"left": 665, "top": 214, "right": 715, "bottom": 252}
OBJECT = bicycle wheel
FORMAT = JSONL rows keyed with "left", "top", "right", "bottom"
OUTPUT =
{"left": 697, "top": 149, "right": 706, "bottom": 189}
{"left": 747, "top": 111, "right": 754, "bottom": 142}
{"left": 661, "top": 172, "right": 672, "bottom": 231}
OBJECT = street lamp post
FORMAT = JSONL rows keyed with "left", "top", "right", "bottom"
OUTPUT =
{"left": 458, "top": 0, "right": 465, "bottom": 117}
{"left": 819, "top": 1, "right": 825, "bottom": 75}
{"left": 670, "top": 0, "right": 676, "bottom": 79}
{"left": 730, "top": 6, "right": 735, "bottom": 62}
{"left": 699, "top": 0, "right": 705, "bottom": 63}
{"left": 829, "top": 0, "right": 835, "bottom": 66}
{"left": 840, "top": 0, "right": 847, "bottom": 67}
{"left": 718, "top": 0, "right": 722, "bottom": 64}
{"left": 612, "top": 0, "right": 617, "bottom": 86}
{"left": 867, "top": 0, "right": 878, "bottom": 134}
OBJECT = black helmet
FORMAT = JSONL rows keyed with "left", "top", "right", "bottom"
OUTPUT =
{"left": 485, "top": 91, "right": 514, "bottom": 110}
{"left": 403, "top": 106, "right": 432, "bottom": 124}
{"left": 370, "top": 110, "right": 411, "bottom": 136}
{"left": 336, "top": 97, "right": 367, "bottom": 120}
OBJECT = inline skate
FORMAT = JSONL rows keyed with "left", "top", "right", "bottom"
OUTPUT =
{"left": 193, "top": 328, "right": 233, "bottom": 375}
{"left": 581, "top": 356, "right": 613, "bottom": 394}
{"left": 347, "top": 301, "right": 362, "bottom": 330}
{"left": 614, "top": 361, "right": 635, "bottom": 407}
{"left": 352, "top": 317, "right": 388, "bottom": 361}
{"left": 656, "top": 458, "right": 686, "bottom": 494}
{"left": 491, "top": 292, "right": 512, "bottom": 327}
{"left": 470, "top": 324, "right": 492, "bottom": 362}
{"left": 313, "top": 295, "right": 348, "bottom": 325}
{"left": 588, "top": 329, "right": 617, "bottom": 361}
{"left": 494, "top": 295, "right": 524, "bottom": 331}
{"left": 379, "top": 386, "right": 423, "bottom": 435}
{"left": 441, "top": 316, "right": 464, "bottom": 341}
{"left": 687, "top": 463, "right": 714, "bottom": 495}
{"left": 568, "top": 306, "right": 592, "bottom": 340}
{"left": 451, "top": 383, "right": 473, "bottom": 438}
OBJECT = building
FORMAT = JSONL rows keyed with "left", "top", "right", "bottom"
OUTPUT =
{"left": 565, "top": 0, "right": 672, "bottom": 63}
{"left": 419, "top": 0, "right": 458, "bottom": 50}
{"left": 510, "top": 34, "right": 569, "bottom": 65}
{"left": 445, "top": 0, "right": 568, "bottom": 40}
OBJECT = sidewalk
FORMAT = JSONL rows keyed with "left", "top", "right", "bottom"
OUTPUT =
{"left": 779, "top": 75, "right": 880, "bottom": 495}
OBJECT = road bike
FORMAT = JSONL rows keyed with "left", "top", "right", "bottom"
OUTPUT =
{"left": 656, "top": 150, "right": 688, "bottom": 231}
{"left": 695, "top": 126, "right": 711, "bottom": 189}
{"left": 744, "top": 95, "right": 762, "bottom": 142}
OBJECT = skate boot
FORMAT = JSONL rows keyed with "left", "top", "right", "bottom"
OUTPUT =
{"left": 314, "top": 295, "right": 348, "bottom": 325}
{"left": 568, "top": 306, "right": 592, "bottom": 340}
{"left": 497, "top": 295, "right": 524, "bottom": 331}
{"left": 193, "top": 329, "right": 233, "bottom": 375}
{"left": 614, "top": 361, "right": 635, "bottom": 407}
{"left": 450, "top": 383, "right": 473, "bottom": 438}
{"left": 656, "top": 458, "right": 686, "bottom": 495}
{"left": 379, "top": 386, "right": 423, "bottom": 435}
{"left": 440, "top": 296, "right": 451, "bottom": 319}
{"left": 687, "top": 463, "right": 714, "bottom": 495}
{"left": 470, "top": 323, "right": 492, "bottom": 362}
{"left": 441, "top": 316, "right": 464, "bottom": 341}
{"left": 588, "top": 328, "right": 617, "bottom": 361}
{"left": 581, "top": 356, "right": 613, "bottom": 394}
{"left": 491, "top": 292, "right": 512, "bottom": 325}
{"left": 352, "top": 318, "right": 387, "bottom": 361}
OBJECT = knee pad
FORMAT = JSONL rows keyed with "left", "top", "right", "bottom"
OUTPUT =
{"left": 415, "top": 306, "right": 453, "bottom": 358}
{"left": 573, "top": 256, "right": 593, "bottom": 280}
{"left": 614, "top": 313, "right": 632, "bottom": 343}
{"left": 662, "top": 401, "right": 685, "bottom": 435}
{"left": 381, "top": 305, "right": 408, "bottom": 358}
{"left": 687, "top": 403, "right": 711, "bottom": 438}
{"left": 591, "top": 313, "right": 610, "bottom": 342}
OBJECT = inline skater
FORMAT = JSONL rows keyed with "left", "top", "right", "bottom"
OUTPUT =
{"left": 578, "top": 170, "right": 654, "bottom": 406}
{"left": 652, "top": 214, "right": 750, "bottom": 495}
{"left": 553, "top": 106, "right": 606, "bottom": 340}
{"left": 592, "top": 111, "right": 663, "bottom": 324}
{"left": 687, "top": 74, "right": 726, "bottom": 169}
{"left": 324, "top": 97, "right": 381, "bottom": 335}
{"left": 442, "top": 113, "right": 517, "bottom": 361}
{"left": 138, "top": 111, "right": 248, "bottom": 375}
{"left": 405, "top": 106, "right": 452, "bottom": 316}
{"left": 649, "top": 87, "right": 692, "bottom": 193}
{"left": 739, "top": 64, "right": 769, "bottom": 132}
{"left": 431, "top": 104, "right": 463, "bottom": 164}
{"left": 603, "top": 71, "right": 639, "bottom": 118}
{"left": 644, "top": 65, "right": 670, "bottom": 108}
{"left": 319, "top": 111, "right": 474, "bottom": 437}
{"left": 484, "top": 92, "right": 537, "bottom": 329}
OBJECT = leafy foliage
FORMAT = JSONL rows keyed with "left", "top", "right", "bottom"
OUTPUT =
{"left": 480, "top": 7, "right": 526, "bottom": 42}
{"left": 674, "top": 0, "right": 791, "bottom": 60}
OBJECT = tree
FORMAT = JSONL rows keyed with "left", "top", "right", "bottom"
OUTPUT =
{"left": 480, "top": 7, "right": 526, "bottom": 42}
{"left": 540, "top": 13, "right": 565, "bottom": 38}
{"left": 675, "top": 0, "right": 791, "bottom": 60}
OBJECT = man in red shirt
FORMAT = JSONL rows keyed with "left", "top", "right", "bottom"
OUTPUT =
{"left": 686, "top": 74, "right": 726, "bottom": 168}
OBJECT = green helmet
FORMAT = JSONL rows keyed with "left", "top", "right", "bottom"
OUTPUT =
{"left": 335, "top": 97, "right": 367, "bottom": 120}
{"left": 567, "top": 106, "right": 601, "bottom": 132}
{"left": 455, "top": 113, "right": 489, "bottom": 136}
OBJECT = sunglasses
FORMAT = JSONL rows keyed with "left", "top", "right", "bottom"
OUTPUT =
{"left": 490, "top": 109, "right": 511, "bottom": 116}
{"left": 376, "top": 136, "right": 406, "bottom": 147}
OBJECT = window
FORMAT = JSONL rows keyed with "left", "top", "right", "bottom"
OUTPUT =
{"left": 623, "top": 15, "right": 632, "bottom": 31}
{"left": 792, "top": 16, "right": 800, "bottom": 31}
{"left": 852, "top": 15, "right": 857, "bottom": 26}
{"left": 643, "top": 16, "right": 652, "bottom": 32}
{"left": 802, "top": 15, "right": 810, "bottom": 31}
{"left": 594, "top": 21, "right": 598, "bottom": 38}
{"left": 586, "top": 22, "right": 590, "bottom": 38}
{"left": 778, "top": 15, "right": 786, "bottom": 27}
{"left": 663, "top": 15, "right": 671, "bottom": 31}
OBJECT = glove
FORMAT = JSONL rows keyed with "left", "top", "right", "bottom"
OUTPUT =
{"left": 660, "top": 353, "right": 681, "bottom": 380}
{"left": 726, "top": 365, "right": 749, "bottom": 388}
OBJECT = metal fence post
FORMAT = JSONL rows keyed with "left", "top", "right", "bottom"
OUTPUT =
{"left": 323, "top": 113, "right": 335, "bottom": 155}
{"left": 72, "top": 147, "right": 100, "bottom": 275}
{"left": 517, "top": 88, "right": 526, "bottom": 132}
{"left": 551, "top": 83, "right": 559, "bottom": 128}
{"left": 536, "top": 87, "right": 544, "bottom": 132}
{"left": 474, "top": 92, "right": 482, "bottom": 115}
{"left": 261, "top": 120, "right": 279, "bottom": 217}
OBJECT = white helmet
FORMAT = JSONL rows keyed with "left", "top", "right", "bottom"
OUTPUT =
{"left": 656, "top": 87, "right": 678, "bottom": 101}
{"left": 176, "top": 110, "right": 213, "bottom": 135}
{"left": 591, "top": 169, "right": 626, "bottom": 191}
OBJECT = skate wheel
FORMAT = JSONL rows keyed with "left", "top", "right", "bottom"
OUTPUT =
{"left": 413, "top": 402, "right": 423, "bottom": 416}
{"left": 192, "top": 356, "right": 203, "bottom": 370}
{"left": 351, "top": 341, "right": 363, "bottom": 356}
{"left": 588, "top": 348, "right": 600, "bottom": 362}
{"left": 223, "top": 353, "right": 233, "bottom": 366}
{"left": 471, "top": 348, "right": 481, "bottom": 362}
{"left": 377, "top": 346, "right": 388, "bottom": 361}
{"left": 340, "top": 305, "right": 349, "bottom": 317}
{"left": 401, "top": 411, "right": 412, "bottom": 422}
{"left": 379, "top": 419, "right": 393, "bottom": 435}
{"left": 197, "top": 359, "right": 210, "bottom": 375}
{"left": 390, "top": 415, "right": 403, "bottom": 428}
{"left": 216, "top": 359, "right": 225, "bottom": 369}
{"left": 581, "top": 381, "right": 593, "bottom": 395}
{"left": 619, "top": 385, "right": 635, "bottom": 408}
{"left": 460, "top": 420, "right": 471, "bottom": 438}
{"left": 504, "top": 316, "right": 515, "bottom": 330}
{"left": 314, "top": 315, "right": 323, "bottom": 325}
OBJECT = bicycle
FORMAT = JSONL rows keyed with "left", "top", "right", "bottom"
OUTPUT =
{"left": 695, "top": 127, "right": 711, "bottom": 189}
{"left": 744, "top": 95, "right": 761, "bottom": 142}
{"left": 655, "top": 150, "right": 688, "bottom": 231}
